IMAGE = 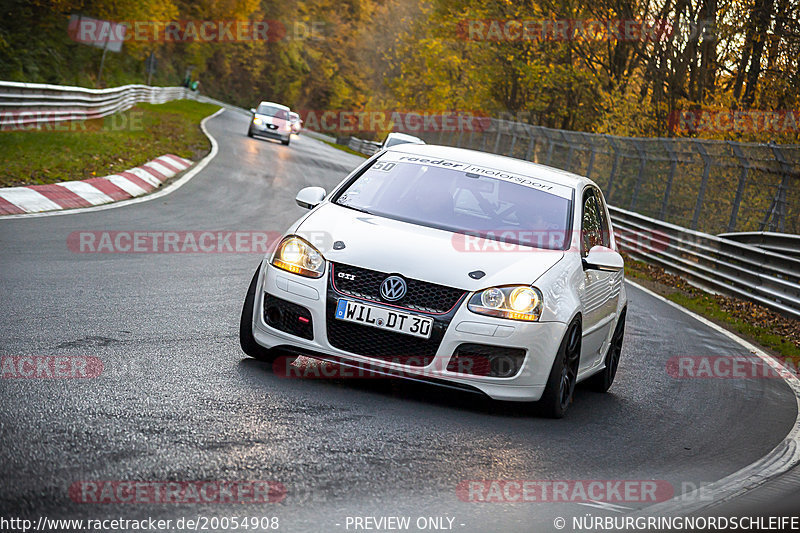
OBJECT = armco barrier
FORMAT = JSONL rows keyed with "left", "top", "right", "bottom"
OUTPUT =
{"left": 611, "top": 205, "right": 800, "bottom": 320}
{"left": 0, "top": 81, "right": 190, "bottom": 127}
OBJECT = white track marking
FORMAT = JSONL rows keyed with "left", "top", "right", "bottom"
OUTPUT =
{"left": 126, "top": 167, "right": 163, "bottom": 187}
{"left": 105, "top": 176, "right": 147, "bottom": 197}
{"left": 142, "top": 160, "right": 177, "bottom": 178}
{"left": 0, "top": 108, "right": 224, "bottom": 219}
{"left": 56, "top": 181, "right": 114, "bottom": 206}
{"left": 0, "top": 187, "right": 62, "bottom": 213}
{"left": 626, "top": 280, "right": 800, "bottom": 516}
{"left": 159, "top": 155, "right": 191, "bottom": 169}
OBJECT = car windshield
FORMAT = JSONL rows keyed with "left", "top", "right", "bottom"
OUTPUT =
{"left": 334, "top": 155, "right": 573, "bottom": 250}
{"left": 257, "top": 105, "right": 289, "bottom": 120}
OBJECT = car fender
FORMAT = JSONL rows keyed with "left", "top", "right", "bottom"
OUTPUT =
{"left": 533, "top": 251, "right": 583, "bottom": 324}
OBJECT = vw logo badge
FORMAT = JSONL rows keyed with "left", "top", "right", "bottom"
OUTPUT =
{"left": 380, "top": 275, "right": 407, "bottom": 301}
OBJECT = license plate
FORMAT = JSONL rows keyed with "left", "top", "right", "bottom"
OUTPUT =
{"left": 335, "top": 299, "right": 433, "bottom": 339}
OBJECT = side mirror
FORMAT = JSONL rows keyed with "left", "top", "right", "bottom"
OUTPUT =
{"left": 583, "top": 246, "right": 624, "bottom": 272}
{"left": 295, "top": 186, "right": 327, "bottom": 209}
{"left": 250, "top": 108, "right": 256, "bottom": 114}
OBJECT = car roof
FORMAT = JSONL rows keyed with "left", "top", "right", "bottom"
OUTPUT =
{"left": 257, "top": 101, "right": 290, "bottom": 111}
{"left": 384, "top": 143, "right": 594, "bottom": 191}
{"left": 386, "top": 132, "right": 423, "bottom": 142}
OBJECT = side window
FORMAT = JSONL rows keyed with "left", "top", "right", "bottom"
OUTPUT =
{"left": 581, "top": 191, "right": 603, "bottom": 255}
{"left": 593, "top": 188, "right": 611, "bottom": 248}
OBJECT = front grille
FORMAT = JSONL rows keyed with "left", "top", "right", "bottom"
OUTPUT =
{"left": 264, "top": 294, "right": 314, "bottom": 340}
{"left": 446, "top": 343, "right": 526, "bottom": 378}
{"left": 330, "top": 263, "right": 465, "bottom": 314}
{"left": 325, "top": 301, "right": 445, "bottom": 366}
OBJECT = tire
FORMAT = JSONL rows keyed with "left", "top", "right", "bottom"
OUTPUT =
{"left": 247, "top": 126, "right": 254, "bottom": 138}
{"left": 282, "top": 137, "right": 290, "bottom": 146}
{"left": 585, "top": 310, "right": 626, "bottom": 393}
{"left": 537, "top": 319, "right": 582, "bottom": 419}
{"left": 239, "top": 265, "right": 282, "bottom": 363}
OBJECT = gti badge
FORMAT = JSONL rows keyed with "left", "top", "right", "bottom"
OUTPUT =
{"left": 380, "top": 276, "right": 407, "bottom": 301}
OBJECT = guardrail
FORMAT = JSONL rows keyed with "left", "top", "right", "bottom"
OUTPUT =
{"left": 717, "top": 231, "right": 800, "bottom": 259}
{"left": 0, "top": 81, "right": 190, "bottom": 127}
{"left": 611, "top": 206, "right": 800, "bottom": 320}
{"left": 347, "top": 136, "right": 381, "bottom": 156}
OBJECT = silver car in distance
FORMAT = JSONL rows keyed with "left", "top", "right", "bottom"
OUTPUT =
{"left": 248, "top": 101, "right": 293, "bottom": 145}
{"left": 240, "top": 144, "right": 627, "bottom": 417}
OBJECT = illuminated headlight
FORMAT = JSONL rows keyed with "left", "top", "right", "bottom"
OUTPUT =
{"left": 270, "top": 236, "right": 325, "bottom": 278}
{"left": 468, "top": 286, "right": 543, "bottom": 321}
{"left": 253, "top": 117, "right": 263, "bottom": 125}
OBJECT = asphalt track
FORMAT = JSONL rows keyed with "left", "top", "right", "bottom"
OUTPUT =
{"left": 0, "top": 109, "right": 798, "bottom": 532}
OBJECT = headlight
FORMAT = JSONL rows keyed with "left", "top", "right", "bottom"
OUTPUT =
{"left": 270, "top": 236, "right": 325, "bottom": 278}
{"left": 253, "top": 117, "right": 262, "bottom": 125}
{"left": 468, "top": 286, "right": 543, "bottom": 321}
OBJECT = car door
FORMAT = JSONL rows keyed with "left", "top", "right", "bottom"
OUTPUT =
{"left": 594, "top": 188, "right": 623, "bottom": 327}
{"left": 578, "top": 188, "right": 617, "bottom": 372}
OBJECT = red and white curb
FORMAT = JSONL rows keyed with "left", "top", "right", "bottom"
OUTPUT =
{"left": 0, "top": 154, "right": 193, "bottom": 216}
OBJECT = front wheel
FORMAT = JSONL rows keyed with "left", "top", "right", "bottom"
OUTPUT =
{"left": 282, "top": 137, "right": 290, "bottom": 146}
{"left": 585, "top": 310, "right": 626, "bottom": 392}
{"left": 240, "top": 265, "right": 282, "bottom": 363}
{"left": 247, "top": 126, "right": 254, "bottom": 138}
{"left": 538, "top": 319, "right": 582, "bottom": 419}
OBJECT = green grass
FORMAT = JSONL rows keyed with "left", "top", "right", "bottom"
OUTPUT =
{"left": 0, "top": 100, "right": 220, "bottom": 187}
{"left": 667, "top": 292, "right": 800, "bottom": 359}
{"left": 624, "top": 257, "right": 800, "bottom": 361}
{"left": 322, "top": 140, "right": 368, "bottom": 158}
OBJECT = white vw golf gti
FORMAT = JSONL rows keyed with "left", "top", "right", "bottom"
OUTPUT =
{"left": 240, "top": 144, "right": 627, "bottom": 417}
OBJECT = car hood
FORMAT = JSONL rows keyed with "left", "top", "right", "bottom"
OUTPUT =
{"left": 295, "top": 203, "right": 564, "bottom": 291}
{"left": 255, "top": 114, "right": 287, "bottom": 126}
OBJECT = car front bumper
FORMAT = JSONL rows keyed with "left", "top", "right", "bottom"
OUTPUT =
{"left": 251, "top": 262, "right": 567, "bottom": 402}
{"left": 251, "top": 123, "right": 290, "bottom": 141}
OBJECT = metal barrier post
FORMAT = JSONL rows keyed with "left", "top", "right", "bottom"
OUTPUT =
{"left": 606, "top": 136, "right": 620, "bottom": 201}
{"left": 728, "top": 142, "right": 750, "bottom": 233}
{"left": 762, "top": 142, "right": 792, "bottom": 233}
{"left": 508, "top": 134, "right": 517, "bottom": 156}
{"left": 691, "top": 140, "right": 711, "bottom": 230}
{"left": 525, "top": 135, "right": 535, "bottom": 162}
{"left": 562, "top": 131, "right": 574, "bottom": 173}
{"left": 583, "top": 133, "right": 597, "bottom": 179}
{"left": 660, "top": 139, "right": 677, "bottom": 220}
{"left": 630, "top": 140, "right": 647, "bottom": 211}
